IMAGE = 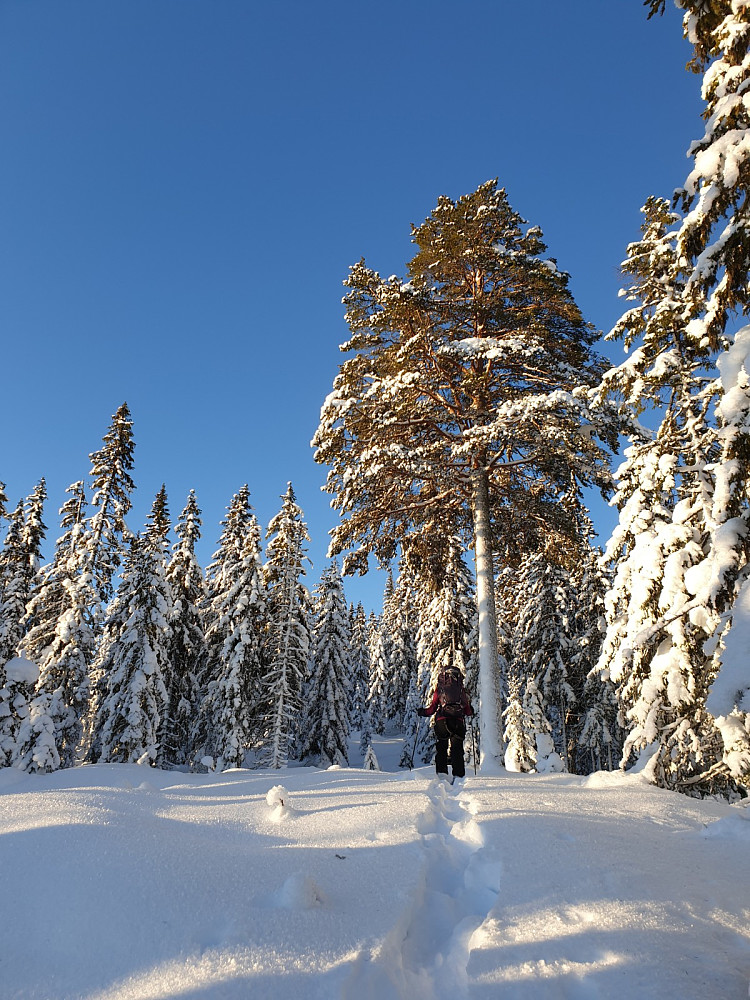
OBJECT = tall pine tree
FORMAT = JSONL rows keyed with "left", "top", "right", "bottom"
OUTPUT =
{"left": 314, "top": 180, "right": 623, "bottom": 768}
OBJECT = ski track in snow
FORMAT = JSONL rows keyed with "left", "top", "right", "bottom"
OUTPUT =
{"left": 340, "top": 776, "right": 502, "bottom": 1000}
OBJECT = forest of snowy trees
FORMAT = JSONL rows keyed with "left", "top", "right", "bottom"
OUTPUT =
{"left": 0, "top": 408, "right": 619, "bottom": 780}
{"left": 1, "top": 1, "right": 749, "bottom": 798}
{"left": 0, "top": 410, "right": 372, "bottom": 774}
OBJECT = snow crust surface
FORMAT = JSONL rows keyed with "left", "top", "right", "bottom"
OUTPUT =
{"left": 0, "top": 742, "right": 748, "bottom": 1000}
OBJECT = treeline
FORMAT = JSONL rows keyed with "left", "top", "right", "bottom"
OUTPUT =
{"left": 0, "top": 411, "right": 617, "bottom": 775}
{"left": 0, "top": 405, "right": 332, "bottom": 771}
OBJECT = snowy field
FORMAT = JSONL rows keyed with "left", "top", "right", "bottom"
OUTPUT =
{"left": 1, "top": 736, "right": 748, "bottom": 1000}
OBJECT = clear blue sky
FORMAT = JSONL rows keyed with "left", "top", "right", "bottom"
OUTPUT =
{"left": 0, "top": 0, "right": 701, "bottom": 611}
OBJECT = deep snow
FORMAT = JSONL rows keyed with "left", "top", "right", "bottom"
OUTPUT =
{"left": 0, "top": 736, "right": 748, "bottom": 1000}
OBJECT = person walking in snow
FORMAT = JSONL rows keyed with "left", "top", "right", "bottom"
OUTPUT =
{"left": 417, "top": 665, "right": 474, "bottom": 781}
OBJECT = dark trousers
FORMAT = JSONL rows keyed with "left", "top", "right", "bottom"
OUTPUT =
{"left": 434, "top": 717, "right": 466, "bottom": 778}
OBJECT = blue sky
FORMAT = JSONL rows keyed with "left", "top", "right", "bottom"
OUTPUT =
{"left": 0, "top": 0, "right": 701, "bottom": 611}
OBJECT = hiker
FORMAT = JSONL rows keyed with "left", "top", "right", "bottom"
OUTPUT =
{"left": 417, "top": 665, "right": 474, "bottom": 780}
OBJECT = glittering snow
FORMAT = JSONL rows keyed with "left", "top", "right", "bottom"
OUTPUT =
{"left": 0, "top": 734, "right": 748, "bottom": 1000}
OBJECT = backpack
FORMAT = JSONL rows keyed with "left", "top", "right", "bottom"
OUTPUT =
{"left": 437, "top": 667, "right": 465, "bottom": 718}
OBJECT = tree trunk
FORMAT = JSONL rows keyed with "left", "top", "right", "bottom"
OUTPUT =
{"left": 471, "top": 466, "right": 504, "bottom": 771}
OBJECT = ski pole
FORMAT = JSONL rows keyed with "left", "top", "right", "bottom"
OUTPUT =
{"left": 470, "top": 718, "right": 478, "bottom": 774}
{"left": 409, "top": 717, "right": 422, "bottom": 770}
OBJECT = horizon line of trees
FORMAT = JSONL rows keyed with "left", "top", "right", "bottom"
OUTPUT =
{"left": 0, "top": 405, "right": 619, "bottom": 779}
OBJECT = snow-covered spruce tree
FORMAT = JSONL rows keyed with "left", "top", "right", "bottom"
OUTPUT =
{"left": 577, "top": 670, "right": 621, "bottom": 774}
{"left": 15, "top": 482, "right": 97, "bottom": 771}
{"left": 20, "top": 479, "right": 47, "bottom": 615}
{"left": 313, "top": 181, "right": 622, "bottom": 770}
{"left": 300, "top": 561, "right": 351, "bottom": 766}
{"left": 366, "top": 613, "right": 390, "bottom": 735}
{"left": 142, "top": 486, "right": 175, "bottom": 769}
{"left": 92, "top": 523, "right": 171, "bottom": 765}
{"left": 526, "top": 674, "right": 563, "bottom": 773}
{"left": 359, "top": 704, "right": 375, "bottom": 763}
{"left": 85, "top": 403, "right": 136, "bottom": 607}
{"left": 83, "top": 404, "right": 136, "bottom": 754}
{"left": 198, "top": 492, "right": 266, "bottom": 770}
{"left": 348, "top": 603, "right": 370, "bottom": 731}
{"left": 362, "top": 719, "right": 380, "bottom": 770}
{"left": 0, "top": 656, "right": 39, "bottom": 767}
{"left": 164, "top": 490, "right": 207, "bottom": 768}
{"left": 201, "top": 485, "right": 256, "bottom": 647}
{"left": 596, "top": 1, "right": 750, "bottom": 792}
{"left": 382, "top": 566, "right": 419, "bottom": 727}
{"left": 192, "top": 484, "right": 258, "bottom": 760}
{"left": 512, "top": 551, "right": 577, "bottom": 769}
{"left": 571, "top": 541, "right": 623, "bottom": 774}
{"left": 0, "top": 481, "right": 7, "bottom": 523}
{"left": 0, "top": 501, "right": 28, "bottom": 664}
{"left": 502, "top": 671, "right": 537, "bottom": 773}
{"left": 0, "top": 482, "right": 47, "bottom": 663}
{"left": 416, "top": 537, "right": 477, "bottom": 685}
{"left": 259, "top": 483, "right": 312, "bottom": 769}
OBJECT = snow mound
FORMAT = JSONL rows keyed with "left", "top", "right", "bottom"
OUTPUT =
{"left": 266, "top": 784, "right": 289, "bottom": 808}
{"left": 266, "top": 783, "right": 293, "bottom": 821}
{"left": 701, "top": 812, "right": 750, "bottom": 842}
{"left": 274, "top": 872, "right": 324, "bottom": 910}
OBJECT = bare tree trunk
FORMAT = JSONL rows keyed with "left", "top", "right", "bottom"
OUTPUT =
{"left": 471, "top": 466, "right": 504, "bottom": 771}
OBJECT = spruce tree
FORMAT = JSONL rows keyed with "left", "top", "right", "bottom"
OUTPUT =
{"left": 0, "top": 657, "right": 39, "bottom": 767}
{"left": 416, "top": 539, "right": 477, "bottom": 684}
{"left": 86, "top": 403, "right": 136, "bottom": 606}
{"left": 571, "top": 541, "right": 622, "bottom": 774}
{"left": 523, "top": 675, "right": 562, "bottom": 773}
{"left": 260, "top": 483, "right": 312, "bottom": 768}
{"left": 366, "top": 615, "right": 390, "bottom": 735}
{"left": 164, "top": 490, "right": 207, "bottom": 767}
{"left": 0, "top": 501, "right": 28, "bottom": 664}
{"left": 362, "top": 724, "right": 380, "bottom": 771}
{"left": 502, "top": 671, "right": 537, "bottom": 773}
{"left": 0, "top": 482, "right": 47, "bottom": 663}
{"left": 192, "top": 485, "right": 258, "bottom": 760}
{"left": 92, "top": 529, "right": 170, "bottom": 765}
{"left": 143, "top": 486, "right": 174, "bottom": 768}
{"left": 349, "top": 603, "right": 370, "bottom": 731}
{"left": 300, "top": 562, "right": 351, "bottom": 766}
{"left": 512, "top": 552, "right": 575, "bottom": 770}
{"left": 597, "top": 1, "right": 750, "bottom": 791}
{"left": 359, "top": 705, "right": 375, "bottom": 764}
{"left": 16, "top": 482, "right": 96, "bottom": 771}
{"left": 22, "top": 479, "right": 47, "bottom": 598}
{"left": 385, "top": 565, "right": 419, "bottom": 728}
{"left": 313, "top": 180, "right": 622, "bottom": 768}
{"left": 199, "top": 492, "right": 266, "bottom": 769}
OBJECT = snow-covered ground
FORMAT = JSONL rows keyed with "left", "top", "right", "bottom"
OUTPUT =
{"left": 1, "top": 736, "right": 748, "bottom": 1000}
